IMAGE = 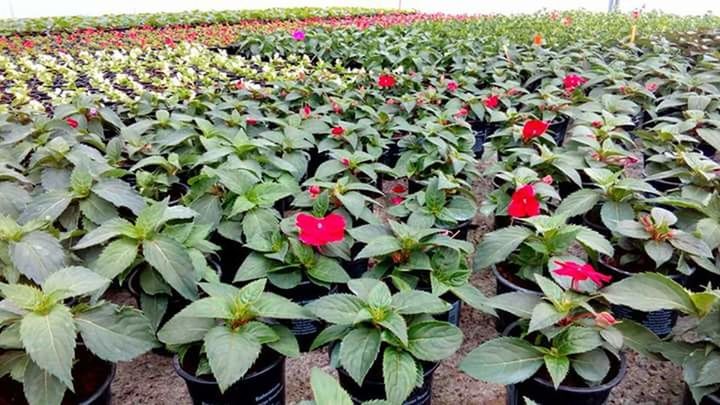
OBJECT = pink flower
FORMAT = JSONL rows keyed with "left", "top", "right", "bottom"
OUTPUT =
{"left": 541, "top": 175, "right": 553, "bottom": 185}
{"left": 391, "top": 184, "right": 407, "bottom": 194}
{"left": 308, "top": 185, "right": 321, "bottom": 199}
{"left": 390, "top": 196, "right": 404, "bottom": 205}
{"left": 292, "top": 30, "right": 306, "bottom": 41}
{"left": 378, "top": 74, "right": 396, "bottom": 88}
{"left": 66, "top": 118, "right": 79, "bottom": 128}
{"left": 645, "top": 82, "right": 658, "bottom": 92}
{"left": 591, "top": 121, "right": 603, "bottom": 128}
{"left": 447, "top": 81, "right": 458, "bottom": 92}
{"left": 301, "top": 105, "right": 312, "bottom": 119}
{"left": 521, "top": 120, "right": 550, "bottom": 142}
{"left": 561, "top": 16, "right": 572, "bottom": 27}
{"left": 454, "top": 107, "right": 469, "bottom": 119}
{"left": 507, "top": 185, "right": 540, "bottom": 218}
{"left": 331, "top": 126, "right": 345, "bottom": 138}
{"left": 563, "top": 74, "right": 587, "bottom": 93}
{"left": 484, "top": 95, "right": 500, "bottom": 109}
{"left": 246, "top": 118, "right": 258, "bottom": 126}
{"left": 340, "top": 158, "right": 350, "bottom": 167}
{"left": 296, "top": 213, "right": 345, "bottom": 246}
{"left": 595, "top": 312, "right": 617, "bottom": 328}
{"left": 553, "top": 260, "right": 612, "bottom": 290}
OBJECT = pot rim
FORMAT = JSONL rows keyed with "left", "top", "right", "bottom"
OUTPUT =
{"left": 173, "top": 349, "right": 284, "bottom": 386}
{"left": 502, "top": 320, "right": 627, "bottom": 393}
{"left": 492, "top": 265, "right": 542, "bottom": 295}
{"left": 598, "top": 255, "right": 686, "bottom": 281}
{"left": 79, "top": 360, "right": 116, "bottom": 405}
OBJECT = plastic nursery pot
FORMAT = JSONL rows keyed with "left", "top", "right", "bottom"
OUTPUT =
{"left": 503, "top": 322, "right": 627, "bottom": 405}
{"left": 0, "top": 346, "right": 116, "bottom": 405}
{"left": 581, "top": 207, "right": 611, "bottom": 238}
{"left": 268, "top": 279, "right": 336, "bottom": 352}
{"left": 682, "top": 385, "right": 720, "bottom": 405}
{"left": 442, "top": 220, "right": 474, "bottom": 241}
{"left": 335, "top": 353, "right": 439, "bottom": 405}
{"left": 492, "top": 264, "right": 541, "bottom": 332}
{"left": 647, "top": 177, "right": 683, "bottom": 193}
{"left": 688, "top": 268, "right": 720, "bottom": 292}
{"left": 549, "top": 116, "right": 570, "bottom": 145}
{"left": 174, "top": 348, "right": 285, "bottom": 405}
{"left": 469, "top": 121, "right": 499, "bottom": 158}
{"left": 598, "top": 258, "right": 687, "bottom": 338}
{"left": 344, "top": 241, "right": 370, "bottom": 278}
{"left": 168, "top": 182, "right": 190, "bottom": 205}
{"left": 211, "top": 233, "right": 252, "bottom": 284}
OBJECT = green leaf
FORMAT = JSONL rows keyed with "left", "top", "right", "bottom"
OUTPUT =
{"left": 379, "top": 311, "right": 408, "bottom": 346}
{"left": 307, "top": 294, "right": 366, "bottom": 324}
{"left": 572, "top": 348, "right": 610, "bottom": 384}
{"left": 602, "top": 273, "right": 695, "bottom": 314}
{"left": 340, "top": 326, "right": 382, "bottom": 386}
{"left": 355, "top": 236, "right": 402, "bottom": 259}
{"left": 383, "top": 347, "right": 418, "bottom": 405}
{"left": 92, "top": 179, "right": 146, "bottom": 214}
{"left": 696, "top": 128, "right": 720, "bottom": 151}
{"left": 142, "top": 237, "right": 198, "bottom": 300}
{"left": 615, "top": 220, "right": 650, "bottom": 239}
{"left": 473, "top": 226, "right": 532, "bottom": 270}
{"left": 43, "top": 266, "right": 109, "bottom": 300}
{"left": 391, "top": 290, "right": 451, "bottom": 315}
{"left": 254, "top": 292, "right": 313, "bottom": 320}
{"left": 94, "top": 237, "right": 138, "bottom": 279}
{"left": 75, "top": 304, "right": 156, "bottom": 362}
{"left": 575, "top": 227, "right": 614, "bottom": 257}
{"left": 308, "top": 256, "right": 350, "bottom": 284}
{"left": 460, "top": 337, "right": 544, "bottom": 385}
{"left": 23, "top": 360, "right": 66, "bottom": 405}
{"left": 310, "top": 368, "right": 353, "bottom": 405}
{"left": 556, "top": 189, "right": 600, "bottom": 218}
{"left": 175, "top": 297, "right": 232, "bottom": 319}
{"left": 157, "top": 315, "right": 214, "bottom": 345}
{"left": 528, "top": 302, "right": 566, "bottom": 333}
{"left": 613, "top": 320, "right": 662, "bottom": 358}
{"left": 79, "top": 194, "right": 118, "bottom": 225}
{"left": 554, "top": 327, "right": 603, "bottom": 356}
{"left": 205, "top": 325, "right": 262, "bottom": 393}
{"left": 487, "top": 292, "right": 541, "bottom": 319}
{"left": 234, "top": 252, "right": 274, "bottom": 282}
{"left": 266, "top": 325, "right": 300, "bottom": 358}
{"left": 20, "top": 305, "right": 76, "bottom": 388}
{"left": 73, "top": 218, "right": 135, "bottom": 249}
{"left": 670, "top": 232, "right": 713, "bottom": 258}
{"left": 18, "top": 191, "right": 73, "bottom": 225}
{"left": 10, "top": 231, "right": 66, "bottom": 283}
{"left": 600, "top": 201, "right": 634, "bottom": 232}
{"left": 310, "top": 325, "right": 350, "bottom": 351}
{"left": 644, "top": 240, "right": 673, "bottom": 268}
{"left": 543, "top": 355, "right": 570, "bottom": 389}
{"left": 0, "top": 283, "right": 44, "bottom": 309}
{"left": 407, "top": 321, "right": 463, "bottom": 361}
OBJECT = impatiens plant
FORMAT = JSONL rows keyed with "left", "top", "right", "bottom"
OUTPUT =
{"left": 0, "top": 267, "right": 157, "bottom": 405}
{"left": 307, "top": 278, "right": 463, "bottom": 404}
{"left": 461, "top": 263, "right": 624, "bottom": 391}
{"left": 157, "top": 279, "right": 311, "bottom": 392}
{"left": 474, "top": 214, "right": 614, "bottom": 282}
{"left": 480, "top": 168, "right": 558, "bottom": 221}
{"left": 300, "top": 368, "right": 390, "bottom": 405}
{"left": 613, "top": 207, "right": 714, "bottom": 274}
{"left": 601, "top": 273, "right": 720, "bottom": 403}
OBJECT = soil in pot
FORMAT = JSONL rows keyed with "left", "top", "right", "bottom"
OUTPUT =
{"left": 682, "top": 385, "right": 720, "bottom": 405}
{"left": 598, "top": 257, "right": 687, "bottom": 337}
{"left": 504, "top": 321, "right": 627, "bottom": 405}
{"left": 268, "top": 279, "right": 336, "bottom": 352}
{"left": 0, "top": 346, "right": 116, "bottom": 405}
{"left": 492, "top": 264, "right": 541, "bottom": 332}
{"left": 335, "top": 350, "right": 439, "bottom": 405}
{"left": 174, "top": 346, "right": 285, "bottom": 405}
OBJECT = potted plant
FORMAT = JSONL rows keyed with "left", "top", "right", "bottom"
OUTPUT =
{"left": 157, "top": 278, "right": 311, "bottom": 405}
{"left": 461, "top": 259, "right": 626, "bottom": 405}
{"left": 601, "top": 272, "right": 720, "bottom": 404}
{"left": 300, "top": 368, "right": 391, "bottom": 405}
{"left": 603, "top": 207, "right": 714, "bottom": 336}
{"left": 481, "top": 169, "right": 558, "bottom": 230}
{"left": 0, "top": 267, "right": 157, "bottom": 405}
{"left": 307, "top": 278, "right": 463, "bottom": 404}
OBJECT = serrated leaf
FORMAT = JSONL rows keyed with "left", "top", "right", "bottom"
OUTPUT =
{"left": 391, "top": 290, "right": 451, "bottom": 315}
{"left": 544, "top": 355, "right": 569, "bottom": 389}
{"left": 92, "top": 179, "right": 145, "bottom": 214}
{"left": 407, "top": 321, "right": 463, "bottom": 361}
{"left": 556, "top": 189, "right": 600, "bottom": 218}
{"left": 310, "top": 368, "right": 353, "bottom": 405}
{"left": 75, "top": 304, "right": 156, "bottom": 362}
{"left": 18, "top": 191, "right": 73, "bottom": 225}
{"left": 94, "top": 238, "right": 138, "bottom": 279}
{"left": 20, "top": 305, "right": 76, "bottom": 388}
{"left": 254, "top": 292, "right": 313, "bottom": 320}
{"left": 473, "top": 226, "right": 532, "bottom": 270}
{"left": 73, "top": 217, "right": 135, "bottom": 249}
{"left": 205, "top": 326, "right": 262, "bottom": 393}
{"left": 307, "top": 294, "right": 365, "bottom": 324}
{"left": 23, "top": 360, "right": 66, "bottom": 405}
{"left": 10, "top": 231, "right": 66, "bottom": 283}
{"left": 42, "top": 266, "right": 109, "bottom": 300}
{"left": 142, "top": 237, "right": 198, "bottom": 300}
{"left": 572, "top": 348, "right": 610, "bottom": 384}
{"left": 383, "top": 347, "right": 418, "bottom": 404}
{"left": 340, "top": 326, "right": 382, "bottom": 386}
{"left": 460, "top": 337, "right": 544, "bottom": 385}
{"left": 602, "top": 273, "right": 695, "bottom": 314}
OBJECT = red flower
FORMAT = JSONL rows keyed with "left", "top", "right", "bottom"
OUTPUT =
{"left": 378, "top": 74, "right": 396, "bottom": 88}
{"left": 246, "top": 118, "right": 258, "bottom": 126}
{"left": 591, "top": 121, "right": 603, "bottom": 128}
{"left": 533, "top": 33, "right": 543, "bottom": 46}
{"left": 563, "top": 74, "right": 587, "bottom": 93}
{"left": 66, "top": 118, "right": 79, "bottom": 128}
{"left": 301, "top": 105, "right": 312, "bottom": 119}
{"left": 484, "top": 95, "right": 500, "bottom": 109}
{"left": 454, "top": 107, "right": 469, "bottom": 119}
{"left": 308, "top": 185, "right": 321, "bottom": 199}
{"left": 390, "top": 196, "right": 404, "bottom": 205}
{"left": 22, "top": 39, "right": 34, "bottom": 49}
{"left": 521, "top": 120, "right": 549, "bottom": 142}
{"left": 296, "top": 213, "right": 345, "bottom": 246}
{"left": 331, "top": 126, "right": 345, "bottom": 138}
{"left": 447, "top": 81, "right": 458, "bottom": 92}
{"left": 595, "top": 312, "right": 617, "bottom": 328}
{"left": 391, "top": 184, "right": 407, "bottom": 194}
{"left": 340, "top": 158, "right": 351, "bottom": 167}
{"left": 507, "top": 185, "right": 540, "bottom": 218}
{"left": 331, "top": 100, "right": 343, "bottom": 114}
{"left": 235, "top": 81, "right": 245, "bottom": 90}
{"left": 553, "top": 260, "right": 612, "bottom": 290}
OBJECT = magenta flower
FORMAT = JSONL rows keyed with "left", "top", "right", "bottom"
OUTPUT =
{"left": 292, "top": 30, "right": 306, "bottom": 41}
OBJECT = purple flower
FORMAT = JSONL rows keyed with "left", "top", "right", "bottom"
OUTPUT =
{"left": 292, "top": 30, "right": 306, "bottom": 41}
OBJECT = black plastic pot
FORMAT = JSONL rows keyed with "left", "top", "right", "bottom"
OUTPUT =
{"left": 0, "top": 348, "right": 115, "bottom": 405}
{"left": 549, "top": 116, "right": 570, "bottom": 145}
{"left": 648, "top": 177, "right": 683, "bottom": 193}
{"left": 581, "top": 208, "right": 611, "bottom": 238}
{"left": 174, "top": 348, "right": 285, "bottom": 405}
{"left": 443, "top": 220, "right": 473, "bottom": 241}
{"left": 307, "top": 150, "right": 328, "bottom": 179}
{"left": 469, "top": 121, "right": 499, "bottom": 158}
{"left": 697, "top": 142, "right": 717, "bottom": 159}
{"left": 683, "top": 385, "right": 720, "bottom": 405}
{"left": 598, "top": 258, "right": 686, "bottom": 337}
{"left": 492, "top": 265, "right": 541, "bottom": 332}
{"left": 344, "top": 241, "right": 369, "bottom": 278}
{"left": 688, "top": 268, "right": 720, "bottom": 292}
{"left": 381, "top": 140, "right": 402, "bottom": 168}
{"left": 437, "top": 292, "right": 463, "bottom": 326}
{"left": 168, "top": 182, "right": 190, "bottom": 205}
{"left": 212, "top": 233, "right": 252, "bottom": 284}
{"left": 504, "top": 322, "right": 627, "bottom": 405}
{"left": 269, "top": 279, "right": 335, "bottom": 352}
{"left": 336, "top": 357, "right": 439, "bottom": 405}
